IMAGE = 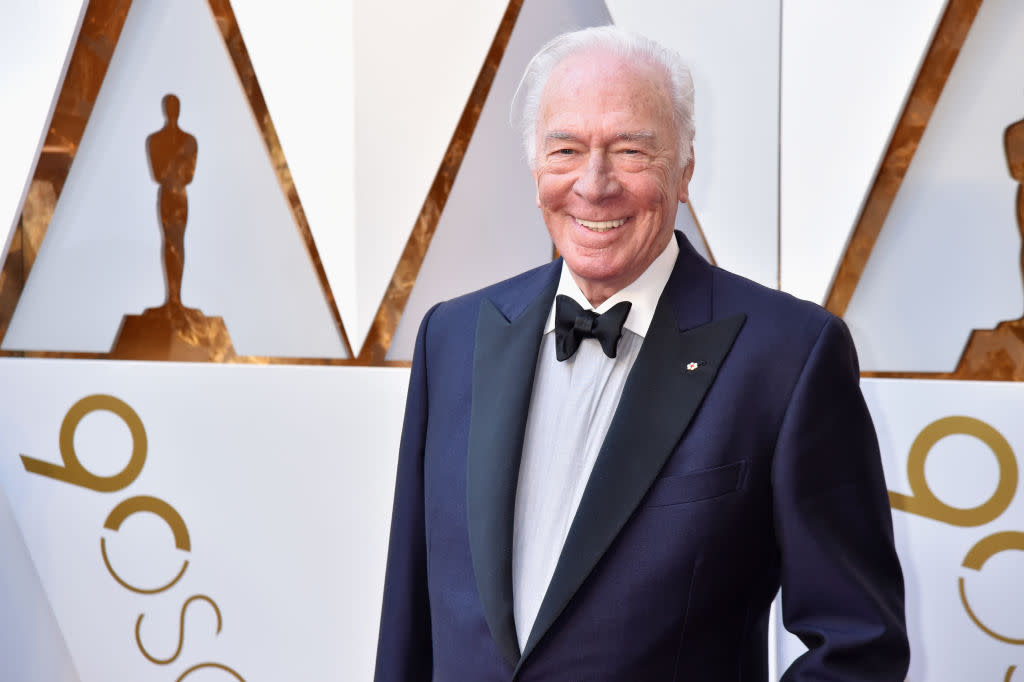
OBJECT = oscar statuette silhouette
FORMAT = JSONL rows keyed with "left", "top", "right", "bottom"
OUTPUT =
{"left": 954, "top": 115, "right": 1024, "bottom": 379}
{"left": 111, "top": 94, "right": 235, "bottom": 361}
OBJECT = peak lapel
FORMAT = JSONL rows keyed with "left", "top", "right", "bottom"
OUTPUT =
{"left": 518, "top": 271, "right": 746, "bottom": 666}
{"left": 467, "top": 272, "right": 558, "bottom": 667}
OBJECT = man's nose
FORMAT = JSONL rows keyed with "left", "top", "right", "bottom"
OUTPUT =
{"left": 573, "top": 153, "right": 621, "bottom": 202}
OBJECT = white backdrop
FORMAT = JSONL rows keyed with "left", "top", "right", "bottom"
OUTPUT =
{"left": 1, "top": 0, "right": 1022, "bottom": 679}
{"left": 0, "top": 359, "right": 407, "bottom": 681}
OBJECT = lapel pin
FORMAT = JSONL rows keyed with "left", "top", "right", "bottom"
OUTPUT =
{"left": 684, "top": 361, "right": 706, "bottom": 372}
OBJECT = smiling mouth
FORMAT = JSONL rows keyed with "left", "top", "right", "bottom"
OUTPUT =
{"left": 575, "top": 217, "right": 627, "bottom": 232}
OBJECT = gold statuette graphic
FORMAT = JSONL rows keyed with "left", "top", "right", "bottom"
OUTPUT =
{"left": 111, "top": 94, "right": 235, "bottom": 361}
{"left": 953, "top": 116, "right": 1024, "bottom": 379}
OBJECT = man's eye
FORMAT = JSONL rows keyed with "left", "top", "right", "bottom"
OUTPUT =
{"left": 555, "top": 148, "right": 575, "bottom": 155}
{"left": 621, "top": 148, "right": 640, "bottom": 155}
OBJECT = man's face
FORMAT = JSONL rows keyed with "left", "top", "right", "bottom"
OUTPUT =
{"left": 533, "top": 49, "right": 693, "bottom": 305}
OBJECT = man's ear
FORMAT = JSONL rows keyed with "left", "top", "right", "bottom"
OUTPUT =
{"left": 678, "top": 148, "right": 695, "bottom": 203}
{"left": 532, "top": 168, "right": 541, "bottom": 207}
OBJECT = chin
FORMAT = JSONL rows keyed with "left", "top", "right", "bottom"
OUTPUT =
{"left": 565, "top": 259, "right": 625, "bottom": 286}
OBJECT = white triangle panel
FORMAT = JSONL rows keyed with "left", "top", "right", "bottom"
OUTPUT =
{"left": 2, "top": 0, "right": 346, "bottom": 357}
{"left": 387, "top": 0, "right": 613, "bottom": 360}
{"left": 844, "top": 0, "right": 1024, "bottom": 372}
{"left": 229, "top": 0, "right": 359, "bottom": 355}
{"left": 779, "top": 0, "right": 947, "bottom": 304}
{"left": 349, "top": 0, "right": 510, "bottom": 354}
{"left": 0, "top": 1, "right": 86, "bottom": 256}
{"left": 608, "top": 0, "right": 781, "bottom": 289}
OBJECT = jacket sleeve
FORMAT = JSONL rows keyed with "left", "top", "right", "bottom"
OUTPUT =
{"left": 773, "top": 316, "right": 910, "bottom": 681}
{"left": 374, "top": 304, "right": 440, "bottom": 681}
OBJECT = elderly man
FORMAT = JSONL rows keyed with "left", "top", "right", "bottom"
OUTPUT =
{"left": 375, "top": 26, "right": 908, "bottom": 681}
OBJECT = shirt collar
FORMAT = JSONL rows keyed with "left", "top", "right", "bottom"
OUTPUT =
{"left": 544, "top": 235, "right": 678, "bottom": 338}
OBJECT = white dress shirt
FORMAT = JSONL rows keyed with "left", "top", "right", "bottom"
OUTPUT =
{"left": 511, "top": 236, "right": 679, "bottom": 651}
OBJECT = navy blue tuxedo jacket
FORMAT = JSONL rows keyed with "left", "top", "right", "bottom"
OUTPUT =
{"left": 375, "top": 233, "right": 908, "bottom": 681}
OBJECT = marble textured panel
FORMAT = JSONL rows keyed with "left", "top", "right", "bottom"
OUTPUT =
{"left": 0, "top": 0, "right": 130, "bottom": 345}
{"left": 356, "top": 0, "right": 524, "bottom": 364}
{"left": 209, "top": 0, "right": 352, "bottom": 358}
{"left": 825, "top": 0, "right": 983, "bottom": 317}
{"left": 386, "top": 0, "right": 722, "bottom": 362}
{"left": 349, "top": 0, "right": 510, "bottom": 356}
{"left": 0, "top": 0, "right": 351, "bottom": 362}
{"left": 843, "top": 0, "right": 1024, "bottom": 377}
{"left": 0, "top": 0, "right": 87, "bottom": 255}
{"left": 779, "top": 0, "right": 947, "bottom": 305}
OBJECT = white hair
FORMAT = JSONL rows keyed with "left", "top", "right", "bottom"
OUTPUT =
{"left": 511, "top": 25, "right": 696, "bottom": 169}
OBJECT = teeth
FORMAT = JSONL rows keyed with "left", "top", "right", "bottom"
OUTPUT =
{"left": 576, "top": 217, "right": 627, "bottom": 231}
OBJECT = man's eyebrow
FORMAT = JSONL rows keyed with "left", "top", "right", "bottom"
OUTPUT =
{"left": 544, "top": 131, "right": 579, "bottom": 143}
{"left": 615, "top": 131, "right": 657, "bottom": 143}
{"left": 543, "top": 131, "right": 659, "bottom": 144}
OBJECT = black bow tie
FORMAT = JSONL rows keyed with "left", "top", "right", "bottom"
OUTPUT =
{"left": 554, "top": 294, "right": 632, "bottom": 362}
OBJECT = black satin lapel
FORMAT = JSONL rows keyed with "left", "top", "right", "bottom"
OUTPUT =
{"left": 467, "top": 286, "right": 554, "bottom": 667}
{"left": 518, "top": 305, "right": 747, "bottom": 665}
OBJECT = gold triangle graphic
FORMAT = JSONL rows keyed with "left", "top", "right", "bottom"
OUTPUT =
{"left": 0, "top": 0, "right": 132, "bottom": 353}
{"left": 0, "top": 0, "right": 357, "bottom": 363}
{"left": 0, "top": 0, "right": 526, "bottom": 367}
{"left": 355, "top": 0, "right": 524, "bottom": 364}
{"left": 818, "top": 0, "right": 1023, "bottom": 381}
{"left": 825, "top": 0, "right": 983, "bottom": 318}
{"left": 354, "top": 0, "right": 715, "bottom": 363}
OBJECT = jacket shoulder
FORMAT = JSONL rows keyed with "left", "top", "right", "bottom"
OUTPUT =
{"left": 428, "top": 259, "right": 560, "bottom": 325}
{"left": 711, "top": 265, "right": 836, "bottom": 336}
